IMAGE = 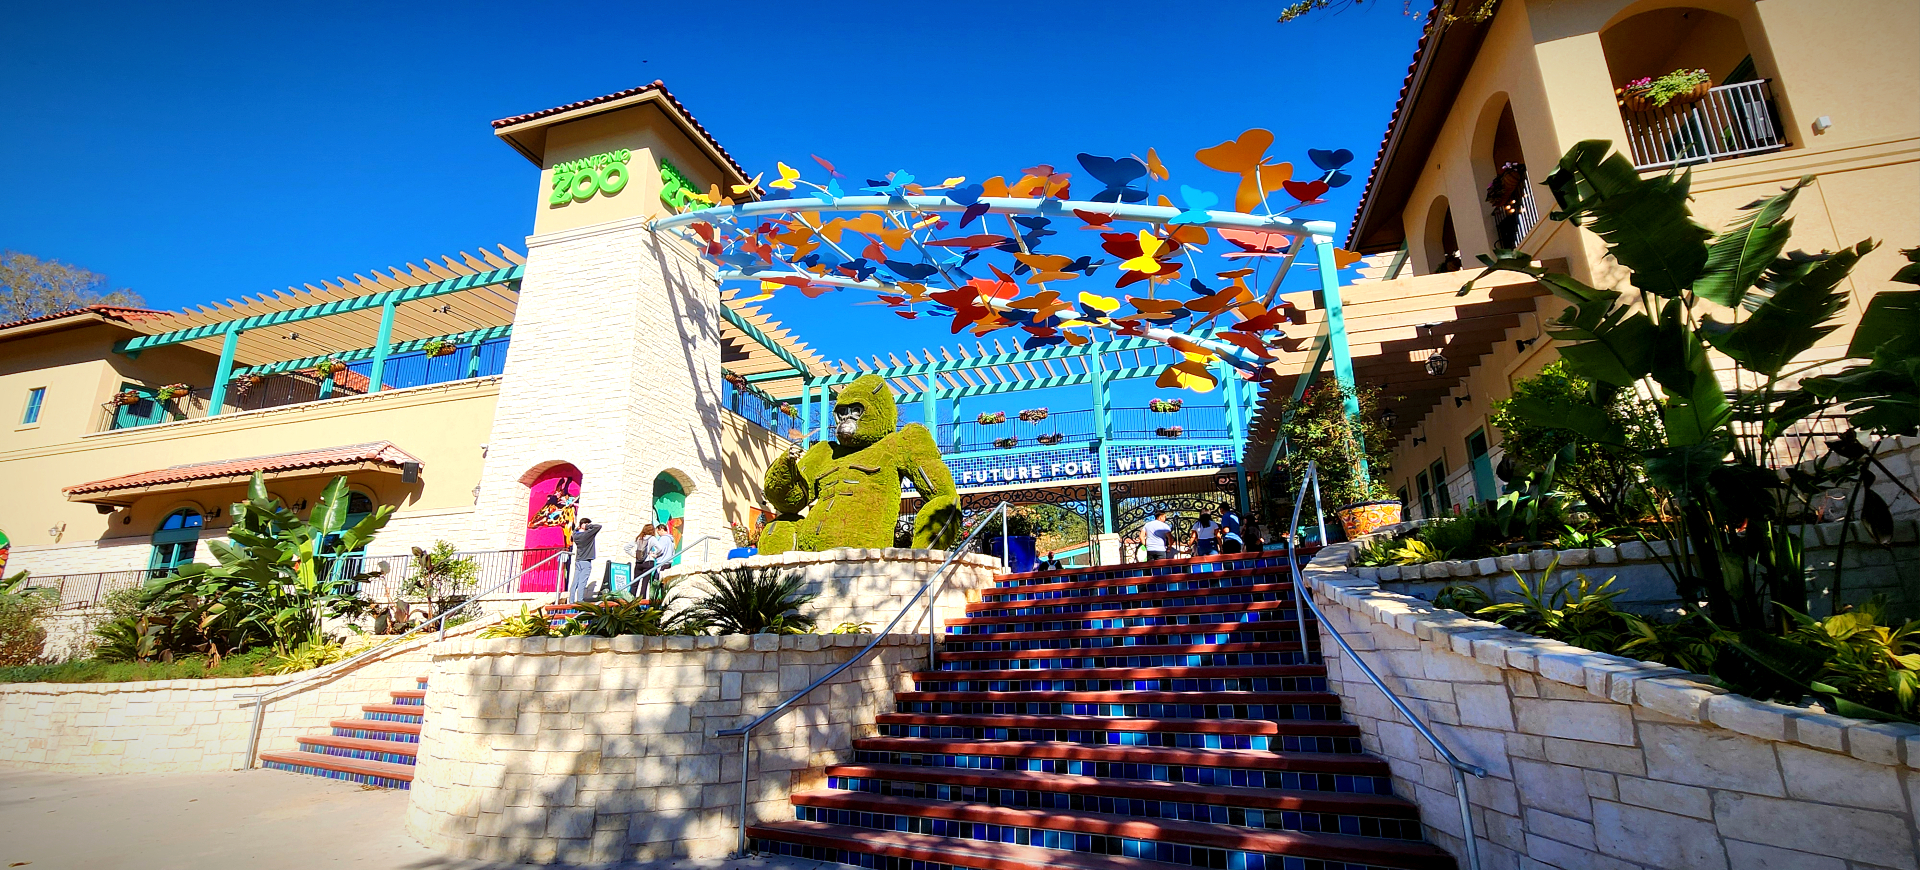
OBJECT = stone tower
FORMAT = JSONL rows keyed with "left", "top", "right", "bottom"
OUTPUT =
{"left": 472, "top": 84, "right": 745, "bottom": 565}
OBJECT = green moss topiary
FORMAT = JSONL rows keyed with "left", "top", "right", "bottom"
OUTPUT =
{"left": 760, "top": 375, "right": 961, "bottom": 553}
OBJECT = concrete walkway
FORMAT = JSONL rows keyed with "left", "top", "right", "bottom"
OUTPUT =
{"left": 0, "top": 768, "right": 830, "bottom": 870}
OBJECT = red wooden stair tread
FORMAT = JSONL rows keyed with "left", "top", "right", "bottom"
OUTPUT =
{"left": 937, "top": 642, "right": 1303, "bottom": 662}
{"left": 950, "top": 600, "right": 1299, "bottom": 625}
{"left": 295, "top": 734, "right": 419, "bottom": 756}
{"left": 896, "top": 690, "right": 1340, "bottom": 704}
{"left": 328, "top": 717, "right": 420, "bottom": 736}
{"left": 258, "top": 750, "right": 415, "bottom": 781}
{"left": 912, "top": 665, "right": 1325, "bottom": 681}
{"left": 851, "top": 738, "right": 1390, "bottom": 774}
{"left": 791, "top": 792, "right": 1454, "bottom": 868}
{"left": 876, "top": 713, "right": 1360, "bottom": 737}
{"left": 823, "top": 763, "right": 1417, "bottom": 815}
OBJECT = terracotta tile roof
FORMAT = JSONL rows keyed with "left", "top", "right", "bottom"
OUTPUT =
{"left": 65, "top": 442, "right": 421, "bottom": 496}
{"left": 1347, "top": 9, "right": 1442, "bottom": 250}
{"left": 0, "top": 304, "right": 170, "bottom": 334}
{"left": 490, "top": 80, "right": 749, "bottom": 181}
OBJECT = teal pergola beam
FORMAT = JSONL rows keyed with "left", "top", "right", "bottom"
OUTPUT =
{"left": 1314, "top": 234, "right": 1366, "bottom": 480}
{"left": 367, "top": 301, "right": 397, "bottom": 394}
{"left": 720, "top": 303, "right": 815, "bottom": 381}
{"left": 744, "top": 369, "right": 803, "bottom": 384}
{"left": 112, "top": 265, "right": 525, "bottom": 354}
{"left": 204, "top": 328, "right": 243, "bottom": 417}
{"left": 229, "top": 325, "right": 513, "bottom": 378}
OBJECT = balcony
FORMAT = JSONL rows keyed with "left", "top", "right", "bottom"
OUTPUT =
{"left": 936, "top": 405, "right": 1232, "bottom": 455}
{"left": 1621, "top": 79, "right": 1787, "bottom": 171}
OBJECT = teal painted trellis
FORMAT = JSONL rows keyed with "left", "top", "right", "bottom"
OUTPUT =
{"left": 110, "top": 265, "right": 525, "bottom": 415}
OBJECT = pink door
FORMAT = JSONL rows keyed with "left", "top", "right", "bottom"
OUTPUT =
{"left": 521, "top": 465, "right": 581, "bottom": 592}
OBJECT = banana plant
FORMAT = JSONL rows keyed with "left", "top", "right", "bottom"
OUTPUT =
{"left": 145, "top": 471, "right": 392, "bottom": 656}
{"left": 1465, "top": 140, "right": 1888, "bottom": 631}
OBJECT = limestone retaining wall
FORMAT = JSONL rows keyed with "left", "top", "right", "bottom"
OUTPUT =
{"left": 1303, "top": 542, "right": 1920, "bottom": 870}
{"left": 0, "top": 625, "right": 460, "bottom": 773}
{"left": 661, "top": 548, "right": 1003, "bottom": 633}
{"left": 405, "top": 632, "right": 925, "bottom": 864}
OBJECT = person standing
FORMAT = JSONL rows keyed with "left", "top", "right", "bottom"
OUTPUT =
{"left": 1192, "top": 513, "right": 1221, "bottom": 557}
{"left": 1217, "top": 501, "right": 1245, "bottom": 554}
{"left": 643, "top": 524, "right": 676, "bottom": 598}
{"left": 569, "top": 517, "right": 603, "bottom": 604}
{"left": 1036, "top": 550, "right": 1064, "bottom": 572}
{"left": 1141, "top": 511, "right": 1173, "bottom": 561}
{"left": 630, "top": 524, "right": 657, "bottom": 595}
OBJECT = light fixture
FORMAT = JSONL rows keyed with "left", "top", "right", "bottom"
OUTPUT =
{"left": 1515, "top": 336, "right": 1537, "bottom": 352}
{"left": 1419, "top": 322, "right": 1448, "bottom": 377}
{"left": 1382, "top": 408, "right": 1399, "bottom": 428}
{"left": 1411, "top": 436, "right": 1428, "bottom": 446}
{"left": 1455, "top": 394, "right": 1472, "bottom": 408}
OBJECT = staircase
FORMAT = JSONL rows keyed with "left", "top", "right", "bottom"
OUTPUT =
{"left": 750, "top": 552, "right": 1457, "bottom": 870}
{"left": 258, "top": 676, "right": 426, "bottom": 789}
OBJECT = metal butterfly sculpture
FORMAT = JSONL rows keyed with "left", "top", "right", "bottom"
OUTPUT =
{"left": 653, "top": 129, "right": 1362, "bottom": 394}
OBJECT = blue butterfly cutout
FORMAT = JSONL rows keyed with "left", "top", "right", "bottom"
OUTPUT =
{"left": 1308, "top": 149, "right": 1354, "bottom": 171}
{"left": 1075, "top": 153, "right": 1148, "bottom": 204}
{"left": 883, "top": 260, "right": 939, "bottom": 281}
{"left": 862, "top": 170, "right": 915, "bottom": 196}
{"left": 807, "top": 178, "right": 845, "bottom": 204}
{"left": 1168, "top": 185, "right": 1220, "bottom": 225}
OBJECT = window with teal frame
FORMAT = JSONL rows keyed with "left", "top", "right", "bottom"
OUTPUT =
{"left": 149, "top": 509, "right": 204, "bottom": 578}
{"left": 21, "top": 387, "right": 44, "bottom": 425}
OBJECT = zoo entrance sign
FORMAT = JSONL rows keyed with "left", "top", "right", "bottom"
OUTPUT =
{"left": 945, "top": 444, "right": 1237, "bottom": 490}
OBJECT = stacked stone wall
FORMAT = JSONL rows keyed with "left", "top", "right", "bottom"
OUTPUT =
{"left": 1304, "top": 543, "right": 1920, "bottom": 869}
{"left": 405, "top": 633, "right": 924, "bottom": 864}
{"left": 660, "top": 548, "right": 1003, "bottom": 633}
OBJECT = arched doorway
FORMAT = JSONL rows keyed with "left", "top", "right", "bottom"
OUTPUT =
{"left": 1423, "top": 197, "right": 1461, "bottom": 274}
{"left": 149, "top": 508, "right": 203, "bottom": 579}
{"left": 521, "top": 464, "right": 581, "bottom": 592}
{"left": 651, "top": 472, "right": 685, "bottom": 565}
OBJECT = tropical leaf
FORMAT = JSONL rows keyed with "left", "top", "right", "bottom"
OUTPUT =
{"left": 1543, "top": 140, "right": 1711, "bottom": 298}
{"left": 1846, "top": 289, "right": 1920, "bottom": 358}
{"left": 1692, "top": 178, "right": 1808, "bottom": 308}
{"left": 310, "top": 476, "right": 351, "bottom": 536}
{"left": 1548, "top": 299, "right": 1657, "bottom": 389}
{"left": 1704, "top": 241, "right": 1873, "bottom": 376}
{"left": 1500, "top": 395, "right": 1627, "bottom": 446}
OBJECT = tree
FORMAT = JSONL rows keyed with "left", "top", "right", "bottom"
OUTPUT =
{"left": 1489, "top": 361, "right": 1662, "bottom": 525}
{"left": 1277, "top": 0, "right": 1494, "bottom": 33}
{"left": 0, "top": 250, "right": 142, "bottom": 321}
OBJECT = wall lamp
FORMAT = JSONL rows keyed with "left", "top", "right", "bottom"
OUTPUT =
{"left": 1515, "top": 336, "right": 1537, "bottom": 352}
{"left": 1454, "top": 394, "right": 1473, "bottom": 408}
{"left": 1411, "top": 436, "right": 1428, "bottom": 446}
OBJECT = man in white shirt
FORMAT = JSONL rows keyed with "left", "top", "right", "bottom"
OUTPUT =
{"left": 1141, "top": 511, "right": 1173, "bottom": 561}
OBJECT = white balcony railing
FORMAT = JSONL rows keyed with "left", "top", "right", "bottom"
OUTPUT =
{"left": 1622, "top": 79, "right": 1788, "bottom": 171}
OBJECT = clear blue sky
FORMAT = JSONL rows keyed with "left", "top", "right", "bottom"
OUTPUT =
{"left": 1, "top": 0, "right": 1424, "bottom": 370}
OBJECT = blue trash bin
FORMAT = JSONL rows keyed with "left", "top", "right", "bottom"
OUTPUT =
{"left": 985, "top": 535, "right": 1039, "bottom": 573}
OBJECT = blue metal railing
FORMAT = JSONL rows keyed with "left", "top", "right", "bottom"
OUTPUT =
{"left": 724, "top": 379, "right": 802, "bottom": 438}
{"left": 935, "top": 405, "right": 1231, "bottom": 454}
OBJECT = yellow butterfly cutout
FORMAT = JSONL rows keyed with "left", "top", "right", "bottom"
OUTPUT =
{"left": 768, "top": 162, "right": 802, "bottom": 190}
{"left": 1120, "top": 231, "right": 1165, "bottom": 273}
{"left": 1078, "top": 291, "right": 1121, "bottom": 314}
{"left": 732, "top": 173, "right": 764, "bottom": 196}
{"left": 1155, "top": 359, "right": 1218, "bottom": 393}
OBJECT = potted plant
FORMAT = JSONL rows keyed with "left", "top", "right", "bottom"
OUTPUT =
{"left": 153, "top": 383, "right": 191, "bottom": 402}
{"left": 422, "top": 340, "right": 457, "bottom": 358}
{"left": 232, "top": 373, "right": 266, "bottom": 392}
{"left": 1155, "top": 425, "right": 1184, "bottom": 438}
{"left": 778, "top": 402, "right": 798, "bottom": 418}
{"left": 1148, "top": 397, "right": 1183, "bottom": 413}
{"left": 315, "top": 358, "right": 347, "bottom": 377}
{"left": 976, "top": 411, "right": 1006, "bottom": 425}
{"left": 993, "top": 436, "right": 1019, "bottom": 449}
{"left": 1037, "top": 432, "right": 1064, "bottom": 445}
{"left": 1018, "top": 407, "right": 1049, "bottom": 422}
{"left": 1619, "top": 68, "right": 1711, "bottom": 112}
{"left": 112, "top": 389, "right": 144, "bottom": 407}
{"left": 1270, "top": 380, "right": 1401, "bottom": 540}
{"left": 723, "top": 370, "right": 748, "bottom": 389}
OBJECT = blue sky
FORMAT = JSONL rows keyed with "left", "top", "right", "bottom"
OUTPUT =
{"left": 1, "top": 0, "right": 1424, "bottom": 375}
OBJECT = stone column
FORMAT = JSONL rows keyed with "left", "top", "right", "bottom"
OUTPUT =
{"left": 471, "top": 215, "right": 725, "bottom": 561}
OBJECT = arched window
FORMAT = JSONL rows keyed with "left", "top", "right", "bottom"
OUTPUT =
{"left": 1423, "top": 197, "right": 1461, "bottom": 274}
{"left": 149, "top": 509, "right": 203, "bottom": 578}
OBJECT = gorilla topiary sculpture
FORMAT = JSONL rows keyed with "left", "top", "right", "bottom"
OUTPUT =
{"left": 759, "top": 374, "right": 961, "bottom": 553}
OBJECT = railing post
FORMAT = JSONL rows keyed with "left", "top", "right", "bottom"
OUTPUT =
{"left": 736, "top": 730, "right": 752, "bottom": 857}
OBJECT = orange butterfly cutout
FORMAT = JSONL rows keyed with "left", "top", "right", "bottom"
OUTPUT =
{"left": 1195, "top": 129, "right": 1294, "bottom": 212}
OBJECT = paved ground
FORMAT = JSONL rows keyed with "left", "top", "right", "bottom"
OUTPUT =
{"left": 0, "top": 768, "right": 830, "bottom": 870}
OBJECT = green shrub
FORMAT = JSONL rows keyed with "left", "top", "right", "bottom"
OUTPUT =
{"left": 0, "top": 648, "right": 278, "bottom": 684}
{"left": 693, "top": 567, "right": 817, "bottom": 635}
{"left": 478, "top": 605, "right": 553, "bottom": 639}
{"left": 265, "top": 638, "right": 365, "bottom": 675}
{"left": 0, "top": 573, "right": 55, "bottom": 667}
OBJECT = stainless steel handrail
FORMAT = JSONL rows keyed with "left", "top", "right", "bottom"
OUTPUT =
{"left": 1286, "top": 461, "right": 1487, "bottom": 870}
{"left": 714, "top": 502, "right": 1011, "bottom": 857}
{"left": 616, "top": 534, "right": 724, "bottom": 602}
{"left": 235, "top": 548, "right": 567, "bottom": 769}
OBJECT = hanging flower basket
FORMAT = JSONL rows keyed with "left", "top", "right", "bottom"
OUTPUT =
{"left": 1149, "top": 398, "right": 1183, "bottom": 413}
{"left": 723, "top": 371, "right": 748, "bottom": 388}
{"left": 1619, "top": 69, "right": 1711, "bottom": 112}
{"left": 993, "top": 437, "right": 1018, "bottom": 449}
{"left": 1037, "top": 432, "right": 1065, "bottom": 445}
{"left": 153, "top": 383, "right": 191, "bottom": 402}
{"left": 422, "top": 340, "right": 457, "bottom": 358}
{"left": 112, "top": 390, "right": 144, "bottom": 407}
{"left": 315, "top": 358, "right": 347, "bottom": 376}
{"left": 1018, "top": 407, "right": 1049, "bottom": 423}
{"left": 232, "top": 373, "right": 265, "bottom": 393}
{"left": 977, "top": 411, "right": 1006, "bottom": 425}
{"left": 1155, "top": 426, "right": 1184, "bottom": 438}
{"left": 778, "top": 403, "right": 798, "bottom": 418}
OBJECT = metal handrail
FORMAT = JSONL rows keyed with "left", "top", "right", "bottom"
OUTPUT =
{"left": 715, "top": 502, "right": 1011, "bottom": 857}
{"left": 235, "top": 547, "right": 567, "bottom": 768}
{"left": 616, "top": 534, "right": 724, "bottom": 602}
{"left": 1286, "top": 462, "right": 1487, "bottom": 870}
